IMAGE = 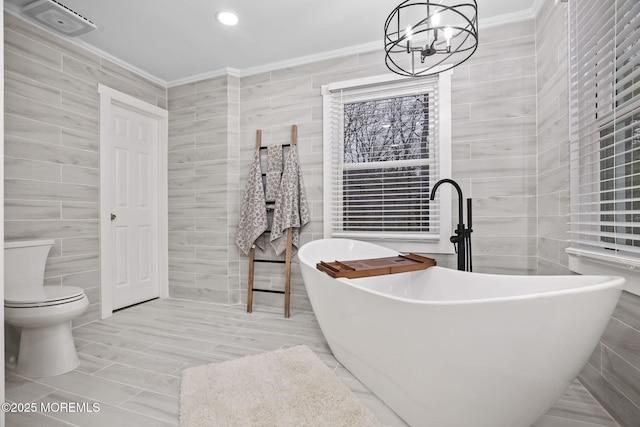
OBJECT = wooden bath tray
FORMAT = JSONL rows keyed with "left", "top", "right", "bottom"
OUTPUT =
{"left": 317, "top": 254, "right": 436, "bottom": 279}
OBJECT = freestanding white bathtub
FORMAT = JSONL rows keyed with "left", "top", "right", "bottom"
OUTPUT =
{"left": 298, "top": 239, "right": 624, "bottom": 427}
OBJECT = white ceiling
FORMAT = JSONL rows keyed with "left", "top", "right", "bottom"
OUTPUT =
{"left": 5, "top": 0, "right": 542, "bottom": 85}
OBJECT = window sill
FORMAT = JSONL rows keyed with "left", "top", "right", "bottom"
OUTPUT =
{"left": 331, "top": 234, "right": 455, "bottom": 254}
{"left": 567, "top": 250, "right": 640, "bottom": 296}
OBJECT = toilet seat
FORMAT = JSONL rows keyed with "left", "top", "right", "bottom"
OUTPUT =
{"left": 5, "top": 286, "right": 86, "bottom": 308}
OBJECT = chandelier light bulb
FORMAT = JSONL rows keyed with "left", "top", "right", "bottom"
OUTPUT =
{"left": 431, "top": 12, "right": 440, "bottom": 26}
{"left": 443, "top": 26, "right": 453, "bottom": 40}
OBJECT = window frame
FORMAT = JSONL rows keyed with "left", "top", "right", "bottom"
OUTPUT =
{"left": 321, "top": 71, "right": 453, "bottom": 254}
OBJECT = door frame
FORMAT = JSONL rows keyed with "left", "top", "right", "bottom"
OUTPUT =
{"left": 98, "top": 84, "right": 168, "bottom": 319}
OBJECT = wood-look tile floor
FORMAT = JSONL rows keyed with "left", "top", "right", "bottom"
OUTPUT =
{"left": 5, "top": 298, "right": 620, "bottom": 427}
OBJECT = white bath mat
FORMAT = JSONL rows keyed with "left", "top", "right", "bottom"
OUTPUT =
{"left": 179, "top": 345, "right": 383, "bottom": 427}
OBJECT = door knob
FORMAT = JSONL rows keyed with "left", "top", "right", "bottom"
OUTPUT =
{"left": 111, "top": 213, "right": 116, "bottom": 221}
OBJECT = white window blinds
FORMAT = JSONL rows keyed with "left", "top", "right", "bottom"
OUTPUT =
{"left": 568, "top": 0, "right": 640, "bottom": 265}
{"left": 323, "top": 75, "right": 451, "bottom": 247}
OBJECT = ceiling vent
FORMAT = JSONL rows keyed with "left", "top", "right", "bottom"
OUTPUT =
{"left": 21, "top": 0, "right": 97, "bottom": 37}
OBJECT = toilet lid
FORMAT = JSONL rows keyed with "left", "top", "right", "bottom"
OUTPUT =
{"left": 5, "top": 286, "right": 86, "bottom": 308}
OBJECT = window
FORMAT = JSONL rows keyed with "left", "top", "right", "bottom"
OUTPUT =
{"left": 567, "top": 0, "right": 640, "bottom": 283}
{"left": 342, "top": 93, "right": 431, "bottom": 233}
{"left": 599, "top": 112, "right": 640, "bottom": 250}
{"left": 322, "top": 72, "right": 452, "bottom": 253}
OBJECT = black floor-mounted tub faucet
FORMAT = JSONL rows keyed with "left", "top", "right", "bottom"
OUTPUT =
{"left": 430, "top": 179, "right": 473, "bottom": 272}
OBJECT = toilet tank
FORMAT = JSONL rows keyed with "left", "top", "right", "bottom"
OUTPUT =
{"left": 4, "top": 240, "right": 55, "bottom": 295}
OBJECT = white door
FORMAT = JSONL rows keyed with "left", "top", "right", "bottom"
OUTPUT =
{"left": 111, "top": 103, "right": 159, "bottom": 310}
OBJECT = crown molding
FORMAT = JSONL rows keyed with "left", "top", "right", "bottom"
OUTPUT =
{"left": 165, "top": 40, "right": 382, "bottom": 86}
{"left": 532, "top": 0, "right": 547, "bottom": 17}
{"left": 4, "top": 7, "right": 168, "bottom": 87}
{"left": 236, "top": 40, "right": 381, "bottom": 78}
{"left": 477, "top": 3, "right": 539, "bottom": 29}
{"left": 68, "top": 39, "right": 167, "bottom": 87}
{"left": 166, "top": 67, "right": 242, "bottom": 88}
{"left": 7, "top": 2, "right": 545, "bottom": 89}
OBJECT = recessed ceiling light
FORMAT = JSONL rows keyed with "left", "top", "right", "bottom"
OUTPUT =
{"left": 216, "top": 10, "right": 238, "bottom": 26}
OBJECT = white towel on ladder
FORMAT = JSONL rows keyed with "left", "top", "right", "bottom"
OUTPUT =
{"left": 236, "top": 149, "right": 268, "bottom": 255}
{"left": 270, "top": 145, "right": 310, "bottom": 256}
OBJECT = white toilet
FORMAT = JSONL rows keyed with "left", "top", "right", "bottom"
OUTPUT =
{"left": 4, "top": 240, "right": 88, "bottom": 377}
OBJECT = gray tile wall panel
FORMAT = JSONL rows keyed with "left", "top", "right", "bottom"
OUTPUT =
{"left": 167, "top": 74, "right": 238, "bottom": 303}
{"left": 535, "top": 0, "right": 570, "bottom": 274}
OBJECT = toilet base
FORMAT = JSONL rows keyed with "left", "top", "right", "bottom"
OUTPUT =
{"left": 16, "top": 321, "right": 79, "bottom": 377}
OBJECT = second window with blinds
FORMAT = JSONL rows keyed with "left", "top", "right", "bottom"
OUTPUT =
{"left": 567, "top": 0, "right": 640, "bottom": 296}
{"left": 322, "top": 72, "right": 453, "bottom": 253}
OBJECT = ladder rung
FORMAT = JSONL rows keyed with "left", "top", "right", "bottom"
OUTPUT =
{"left": 252, "top": 289, "right": 285, "bottom": 294}
{"left": 259, "top": 144, "right": 290, "bottom": 150}
{"left": 254, "top": 259, "right": 287, "bottom": 264}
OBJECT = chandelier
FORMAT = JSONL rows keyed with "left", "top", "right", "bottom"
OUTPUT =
{"left": 384, "top": 0, "right": 478, "bottom": 77}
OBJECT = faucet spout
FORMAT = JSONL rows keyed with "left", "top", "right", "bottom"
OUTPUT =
{"left": 430, "top": 179, "right": 464, "bottom": 234}
{"left": 430, "top": 178, "right": 473, "bottom": 272}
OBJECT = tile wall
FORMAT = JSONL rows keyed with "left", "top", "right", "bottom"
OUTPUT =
{"left": 535, "top": 0, "right": 572, "bottom": 275}
{"left": 3, "top": 12, "right": 167, "bottom": 325}
{"left": 166, "top": 74, "right": 241, "bottom": 304}
{"left": 450, "top": 20, "right": 538, "bottom": 274}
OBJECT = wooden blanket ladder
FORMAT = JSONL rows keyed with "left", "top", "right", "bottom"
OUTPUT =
{"left": 246, "top": 126, "right": 296, "bottom": 318}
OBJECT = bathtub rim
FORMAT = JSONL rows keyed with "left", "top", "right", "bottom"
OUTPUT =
{"left": 298, "top": 240, "right": 625, "bottom": 306}
{"left": 325, "top": 269, "right": 625, "bottom": 306}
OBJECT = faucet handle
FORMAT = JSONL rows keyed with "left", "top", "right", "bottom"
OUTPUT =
{"left": 450, "top": 234, "right": 462, "bottom": 253}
